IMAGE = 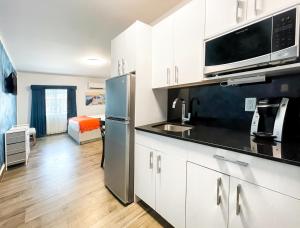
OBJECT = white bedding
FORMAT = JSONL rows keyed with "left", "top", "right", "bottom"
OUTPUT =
{"left": 68, "top": 118, "right": 101, "bottom": 144}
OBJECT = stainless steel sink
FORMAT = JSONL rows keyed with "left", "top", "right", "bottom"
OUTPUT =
{"left": 153, "top": 123, "right": 193, "bottom": 132}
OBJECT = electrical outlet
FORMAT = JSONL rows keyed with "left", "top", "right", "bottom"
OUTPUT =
{"left": 245, "top": 98, "right": 256, "bottom": 112}
{"left": 280, "top": 84, "right": 289, "bottom": 93}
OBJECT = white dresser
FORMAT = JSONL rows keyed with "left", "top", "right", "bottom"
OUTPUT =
{"left": 5, "top": 126, "right": 30, "bottom": 170}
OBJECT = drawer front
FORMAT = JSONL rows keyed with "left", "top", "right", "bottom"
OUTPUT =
{"left": 188, "top": 142, "right": 300, "bottom": 200}
{"left": 6, "top": 132, "right": 25, "bottom": 144}
{"left": 135, "top": 131, "right": 188, "bottom": 160}
{"left": 6, "top": 142, "right": 26, "bottom": 155}
{"left": 7, "top": 153, "right": 26, "bottom": 165}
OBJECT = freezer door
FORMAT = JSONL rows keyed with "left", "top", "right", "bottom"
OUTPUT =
{"left": 104, "top": 118, "right": 133, "bottom": 204}
{"left": 105, "top": 75, "right": 131, "bottom": 119}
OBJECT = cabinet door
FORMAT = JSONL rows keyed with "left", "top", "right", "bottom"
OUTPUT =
{"left": 205, "top": 0, "right": 246, "bottom": 38}
{"left": 134, "top": 144, "right": 156, "bottom": 209}
{"left": 186, "top": 162, "right": 229, "bottom": 228}
{"left": 247, "top": 0, "right": 299, "bottom": 20}
{"left": 111, "top": 24, "right": 137, "bottom": 77}
{"left": 173, "top": 0, "right": 205, "bottom": 85}
{"left": 155, "top": 151, "right": 186, "bottom": 228}
{"left": 122, "top": 24, "right": 137, "bottom": 75}
{"left": 229, "top": 177, "right": 300, "bottom": 228}
{"left": 152, "top": 16, "right": 174, "bottom": 88}
{"left": 111, "top": 37, "right": 122, "bottom": 77}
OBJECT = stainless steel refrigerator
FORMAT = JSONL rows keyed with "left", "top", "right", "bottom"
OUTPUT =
{"left": 104, "top": 73, "right": 135, "bottom": 204}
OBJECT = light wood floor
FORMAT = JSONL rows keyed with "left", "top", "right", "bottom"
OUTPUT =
{"left": 0, "top": 134, "right": 171, "bottom": 228}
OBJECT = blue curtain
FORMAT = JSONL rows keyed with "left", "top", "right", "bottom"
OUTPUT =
{"left": 30, "top": 86, "right": 46, "bottom": 137}
{"left": 67, "top": 88, "right": 77, "bottom": 119}
{"left": 30, "top": 85, "right": 77, "bottom": 138}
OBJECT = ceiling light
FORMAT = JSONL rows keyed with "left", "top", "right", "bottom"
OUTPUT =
{"left": 84, "top": 57, "right": 107, "bottom": 66}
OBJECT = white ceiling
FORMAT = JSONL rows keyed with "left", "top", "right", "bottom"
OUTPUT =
{"left": 0, "top": 0, "right": 184, "bottom": 78}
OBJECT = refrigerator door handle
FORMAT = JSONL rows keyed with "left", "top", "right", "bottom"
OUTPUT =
{"left": 106, "top": 117, "right": 130, "bottom": 123}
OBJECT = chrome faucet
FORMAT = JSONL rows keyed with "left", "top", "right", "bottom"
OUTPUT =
{"left": 172, "top": 98, "right": 191, "bottom": 125}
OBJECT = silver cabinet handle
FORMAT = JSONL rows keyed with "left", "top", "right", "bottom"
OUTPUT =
{"left": 157, "top": 155, "right": 161, "bottom": 174}
{"left": 236, "top": 0, "right": 243, "bottom": 22}
{"left": 217, "top": 178, "right": 222, "bottom": 205}
{"left": 121, "top": 58, "right": 125, "bottom": 75}
{"left": 175, "top": 66, "right": 179, "bottom": 84}
{"left": 118, "top": 60, "right": 121, "bottom": 75}
{"left": 254, "top": 0, "right": 263, "bottom": 15}
{"left": 166, "top": 68, "right": 169, "bottom": 85}
{"left": 236, "top": 184, "right": 241, "bottom": 215}
{"left": 235, "top": 0, "right": 239, "bottom": 22}
{"left": 213, "top": 155, "right": 249, "bottom": 167}
{"left": 149, "top": 151, "right": 153, "bottom": 169}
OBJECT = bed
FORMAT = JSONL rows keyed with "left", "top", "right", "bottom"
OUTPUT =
{"left": 68, "top": 116, "right": 102, "bottom": 144}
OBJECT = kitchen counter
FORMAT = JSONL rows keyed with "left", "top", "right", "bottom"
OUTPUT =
{"left": 136, "top": 121, "right": 300, "bottom": 167}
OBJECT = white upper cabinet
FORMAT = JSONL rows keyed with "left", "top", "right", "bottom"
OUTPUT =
{"left": 122, "top": 24, "right": 137, "bottom": 75}
{"left": 152, "top": 0, "right": 205, "bottom": 88}
{"left": 247, "top": 0, "right": 300, "bottom": 20}
{"left": 229, "top": 177, "right": 300, "bottom": 228}
{"left": 152, "top": 16, "right": 174, "bottom": 88}
{"left": 173, "top": 0, "right": 205, "bottom": 85}
{"left": 111, "top": 22, "right": 142, "bottom": 77}
{"left": 205, "top": 0, "right": 300, "bottom": 39}
{"left": 186, "top": 162, "right": 230, "bottom": 228}
{"left": 111, "top": 35, "right": 124, "bottom": 76}
{"left": 111, "top": 28, "right": 133, "bottom": 76}
{"left": 205, "top": 0, "right": 246, "bottom": 38}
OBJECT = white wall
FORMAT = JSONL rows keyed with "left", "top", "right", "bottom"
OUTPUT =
{"left": 134, "top": 22, "right": 167, "bottom": 126}
{"left": 17, "top": 71, "right": 106, "bottom": 125}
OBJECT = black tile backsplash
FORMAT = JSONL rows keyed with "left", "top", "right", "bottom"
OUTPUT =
{"left": 168, "top": 75, "right": 300, "bottom": 132}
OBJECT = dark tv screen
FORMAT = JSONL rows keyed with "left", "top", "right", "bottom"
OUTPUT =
{"left": 5, "top": 72, "right": 17, "bottom": 95}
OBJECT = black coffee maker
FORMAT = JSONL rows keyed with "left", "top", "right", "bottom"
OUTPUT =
{"left": 251, "top": 97, "right": 300, "bottom": 142}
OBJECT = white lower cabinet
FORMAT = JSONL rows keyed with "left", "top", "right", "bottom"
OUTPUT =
{"left": 186, "top": 162, "right": 229, "bottom": 228}
{"left": 135, "top": 144, "right": 156, "bottom": 209}
{"left": 155, "top": 150, "right": 186, "bottom": 228}
{"left": 186, "top": 163, "right": 300, "bottom": 228}
{"left": 136, "top": 131, "right": 300, "bottom": 228}
{"left": 134, "top": 143, "right": 186, "bottom": 228}
{"left": 229, "top": 177, "right": 300, "bottom": 228}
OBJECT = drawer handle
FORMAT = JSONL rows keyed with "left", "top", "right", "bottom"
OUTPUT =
{"left": 213, "top": 155, "right": 249, "bottom": 167}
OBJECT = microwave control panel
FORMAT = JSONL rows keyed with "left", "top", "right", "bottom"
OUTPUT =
{"left": 272, "top": 8, "right": 296, "bottom": 52}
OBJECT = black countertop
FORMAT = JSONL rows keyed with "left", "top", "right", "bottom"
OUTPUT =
{"left": 135, "top": 121, "right": 300, "bottom": 167}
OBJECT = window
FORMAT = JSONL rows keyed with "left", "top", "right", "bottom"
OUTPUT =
{"left": 45, "top": 89, "right": 68, "bottom": 135}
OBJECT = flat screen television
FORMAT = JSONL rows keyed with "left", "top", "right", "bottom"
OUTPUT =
{"left": 5, "top": 72, "right": 17, "bottom": 95}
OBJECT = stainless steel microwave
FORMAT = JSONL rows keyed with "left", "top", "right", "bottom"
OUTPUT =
{"left": 204, "top": 6, "right": 300, "bottom": 77}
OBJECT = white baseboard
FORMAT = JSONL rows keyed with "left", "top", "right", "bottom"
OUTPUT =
{"left": 0, "top": 164, "right": 4, "bottom": 180}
